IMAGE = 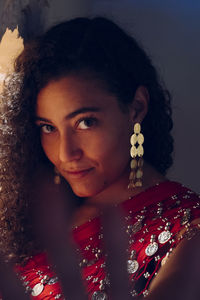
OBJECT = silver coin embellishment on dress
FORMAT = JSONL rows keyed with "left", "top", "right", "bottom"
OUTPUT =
{"left": 92, "top": 291, "right": 108, "bottom": 300}
{"left": 47, "top": 276, "right": 59, "bottom": 285}
{"left": 145, "top": 242, "right": 158, "bottom": 256}
{"left": 127, "top": 259, "right": 139, "bottom": 274}
{"left": 158, "top": 230, "right": 172, "bottom": 244}
{"left": 31, "top": 283, "right": 44, "bottom": 296}
{"left": 132, "top": 220, "right": 143, "bottom": 234}
{"left": 180, "top": 209, "right": 191, "bottom": 225}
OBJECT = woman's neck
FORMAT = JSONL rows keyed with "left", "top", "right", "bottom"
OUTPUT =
{"left": 85, "top": 161, "right": 167, "bottom": 206}
{"left": 71, "top": 162, "right": 167, "bottom": 228}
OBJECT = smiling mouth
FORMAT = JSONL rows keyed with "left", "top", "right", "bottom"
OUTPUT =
{"left": 64, "top": 168, "right": 94, "bottom": 178}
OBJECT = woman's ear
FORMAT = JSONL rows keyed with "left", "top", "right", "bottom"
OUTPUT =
{"left": 129, "top": 86, "right": 149, "bottom": 123}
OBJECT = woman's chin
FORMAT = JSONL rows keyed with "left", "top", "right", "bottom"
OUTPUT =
{"left": 70, "top": 184, "right": 96, "bottom": 198}
{"left": 70, "top": 182, "right": 104, "bottom": 199}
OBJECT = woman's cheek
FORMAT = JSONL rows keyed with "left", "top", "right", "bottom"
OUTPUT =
{"left": 41, "top": 136, "right": 58, "bottom": 164}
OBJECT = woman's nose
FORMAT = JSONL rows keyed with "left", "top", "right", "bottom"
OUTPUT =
{"left": 58, "top": 133, "right": 82, "bottom": 163}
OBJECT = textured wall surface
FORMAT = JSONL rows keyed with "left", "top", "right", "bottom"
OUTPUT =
{"left": 45, "top": 0, "right": 93, "bottom": 28}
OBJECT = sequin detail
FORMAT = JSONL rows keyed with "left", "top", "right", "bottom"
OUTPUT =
{"left": 158, "top": 230, "right": 172, "bottom": 244}
{"left": 127, "top": 259, "right": 139, "bottom": 274}
{"left": 145, "top": 242, "right": 158, "bottom": 256}
{"left": 31, "top": 283, "right": 44, "bottom": 297}
{"left": 91, "top": 291, "right": 108, "bottom": 300}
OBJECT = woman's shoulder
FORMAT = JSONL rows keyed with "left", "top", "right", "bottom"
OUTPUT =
{"left": 72, "top": 180, "right": 200, "bottom": 244}
{"left": 121, "top": 179, "right": 200, "bottom": 259}
{"left": 122, "top": 180, "right": 200, "bottom": 241}
{"left": 120, "top": 180, "right": 200, "bottom": 296}
{"left": 122, "top": 180, "right": 199, "bottom": 212}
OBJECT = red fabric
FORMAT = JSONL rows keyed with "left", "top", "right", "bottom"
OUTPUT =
{"left": 14, "top": 180, "right": 200, "bottom": 299}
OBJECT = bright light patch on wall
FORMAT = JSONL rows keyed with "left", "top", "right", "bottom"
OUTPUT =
{"left": 0, "top": 27, "right": 24, "bottom": 94}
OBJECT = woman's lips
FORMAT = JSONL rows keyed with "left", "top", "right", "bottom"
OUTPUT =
{"left": 65, "top": 168, "right": 94, "bottom": 179}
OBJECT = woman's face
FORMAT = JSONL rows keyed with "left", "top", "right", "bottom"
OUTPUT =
{"left": 36, "top": 75, "right": 135, "bottom": 198}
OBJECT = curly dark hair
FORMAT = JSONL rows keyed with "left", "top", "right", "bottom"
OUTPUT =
{"left": 0, "top": 17, "right": 173, "bottom": 263}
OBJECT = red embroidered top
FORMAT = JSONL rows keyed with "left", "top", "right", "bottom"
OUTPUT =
{"left": 14, "top": 180, "right": 200, "bottom": 299}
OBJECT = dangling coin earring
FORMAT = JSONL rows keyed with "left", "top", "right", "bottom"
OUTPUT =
{"left": 128, "top": 123, "right": 144, "bottom": 189}
{"left": 54, "top": 166, "right": 61, "bottom": 185}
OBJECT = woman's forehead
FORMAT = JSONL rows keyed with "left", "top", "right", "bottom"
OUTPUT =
{"left": 36, "top": 75, "right": 123, "bottom": 119}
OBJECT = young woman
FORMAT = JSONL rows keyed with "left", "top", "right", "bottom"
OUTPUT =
{"left": 0, "top": 17, "right": 199, "bottom": 299}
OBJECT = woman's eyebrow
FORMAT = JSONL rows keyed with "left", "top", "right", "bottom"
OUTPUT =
{"left": 35, "top": 106, "right": 101, "bottom": 123}
{"left": 65, "top": 106, "right": 101, "bottom": 120}
{"left": 35, "top": 116, "right": 52, "bottom": 123}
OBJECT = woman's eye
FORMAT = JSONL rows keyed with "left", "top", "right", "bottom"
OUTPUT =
{"left": 40, "top": 124, "right": 55, "bottom": 134}
{"left": 77, "top": 118, "right": 97, "bottom": 130}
